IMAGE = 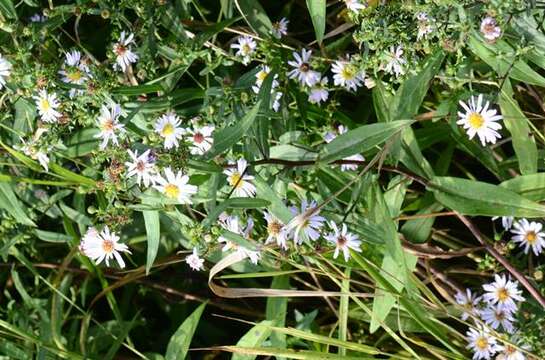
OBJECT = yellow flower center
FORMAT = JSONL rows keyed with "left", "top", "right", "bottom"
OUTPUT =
{"left": 102, "top": 239, "right": 114, "bottom": 253}
{"left": 101, "top": 119, "right": 114, "bottom": 132}
{"left": 161, "top": 123, "right": 175, "bottom": 137}
{"left": 242, "top": 44, "right": 251, "bottom": 55}
{"left": 257, "top": 71, "right": 268, "bottom": 82}
{"left": 497, "top": 287, "right": 509, "bottom": 302}
{"left": 228, "top": 172, "right": 243, "bottom": 188}
{"left": 341, "top": 65, "right": 356, "bottom": 80}
{"left": 526, "top": 231, "right": 537, "bottom": 244}
{"left": 476, "top": 337, "right": 488, "bottom": 350}
{"left": 468, "top": 112, "right": 485, "bottom": 129}
{"left": 67, "top": 70, "right": 82, "bottom": 82}
{"left": 164, "top": 183, "right": 180, "bottom": 199}
{"left": 40, "top": 99, "right": 51, "bottom": 111}
{"left": 267, "top": 220, "right": 282, "bottom": 236}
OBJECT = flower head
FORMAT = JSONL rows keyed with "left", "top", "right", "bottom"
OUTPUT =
{"left": 481, "top": 17, "right": 501, "bottom": 42}
{"left": 154, "top": 167, "right": 197, "bottom": 204}
{"left": 495, "top": 339, "right": 529, "bottom": 360}
{"left": 59, "top": 50, "right": 91, "bottom": 97}
{"left": 34, "top": 90, "right": 62, "bottom": 123}
{"left": 287, "top": 200, "right": 325, "bottom": 245}
{"left": 155, "top": 112, "right": 185, "bottom": 149}
{"left": 325, "top": 222, "right": 361, "bottom": 261}
{"left": 308, "top": 76, "right": 329, "bottom": 105}
{"left": 186, "top": 248, "right": 205, "bottom": 271}
{"left": 344, "top": 0, "right": 366, "bottom": 13}
{"left": 466, "top": 326, "right": 498, "bottom": 360}
{"left": 0, "top": 53, "right": 12, "bottom": 89}
{"left": 263, "top": 211, "right": 288, "bottom": 250}
{"left": 288, "top": 49, "right": 320, "bottom": 87}
{"left": 416, "top": 12, "right": 433, "bottom": 40}
{"left": 95, "top": 103, "right": 125, "bottom": 149}
{"left": 125, "top": 149, "right": 156, "bottom": 187}
{"left": 455, "top": 288, "right": 482, "bottom": 321}
{"left": 482, "top": 274, "right": 524, "bottom": 313}
{"left": 457, "top": 94, "right": 503, "bottom": 146}
{"left": 113, "top": 31, "right": 138, "bottom": 72}
{"left": 218, "top": 215, "right": 260, "bottom": 264}
{"left": 79, "top": 226, "right": 131, "bottom": 268}
{"left": 187, "top": 125, "right": 214, "bottom": 155}
{"left": 231, "top": 36, "right": 256, "bottom": 65}
{"left": 252, "top": 65, "right": 279, "bottom": 94}
{"left": 383, "top": 46, "right": 406, "bottom": 77}
{"left": 223, "top": 159, "right": 256, "bottom": 197}
{"left": 492, "top": 216, "right": 514, "bottom": 231}
{"left": 332, "top": 58, "right": 364, "bottom": 91}
{"left": 481, "top": 306, "right": 515, "bottom": 334}
{"left": 271, "top": 18, "right": 289, "bottom": 38}
{"left": 510, "top": 218, "right": 545, "bottom": 256}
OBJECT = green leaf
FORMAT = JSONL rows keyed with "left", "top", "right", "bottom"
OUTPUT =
{"left": 202, "top": 197, "right": 270, "bottom": 228}
{"left": 206, "top": 101, "right": 261, "bottom": 159}
{"left": 399, "top": 127, "right": 434, "bottom": 179}
{"left": 143, "top": 209, "right": 160, "bottom": 275}
{"left": 0, "top": 183, "right": 36, "bottom": 226}
{"left": 499, "top": 86, "right": 538, "bottom": 175}
{"left": 468, "top": 33, "right": 545, "bottom": 87}
{"left": 390, "top": 50, "right": 445, "bottom": 120}
{"left": 306, "top": 0, "right": 326, "bottom": 44}
{"left": 372, "top": 81, "right": 392, "bottom": 123}
{"left": 111, "top": 83, "right": 164, "bottom": 95}
{"left": 254, "top": 176, "right": 292, "bottom": 224}
{"left": 500, "top": 173, "right": 545, "bottom": 202}
{"left": 232, "top": 321, "right": 273, "bottom": 360}
{"left": 319, "top": 120, "right": 413, "bottom": 164}
{"left": 266, "top": 276, "right": 289, "bottom": 359}
{"left": 235, "top": 0, "right": 273, "bottom": 37}
{"left": 34, "top": 229, "right": 72, "bottom": 243}
{"left": 428, "top": 176, "right": 545, "bottom": 217}
{"left": 165, "top": 302, "right": 207, "bottom": 360}
{"left": 269, "top": 145, "right": 317, "bottom": 161}
{"left": 0, "top": 0, "right": 17, "bottom": 19}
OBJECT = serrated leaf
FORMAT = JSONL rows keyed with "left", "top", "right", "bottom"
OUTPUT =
{"left": 165, "top": 302, "right": 207, "bottom": 360}
{"left": 319, "top": 120, "right": 413, "bottom": 164}
{"left": 429, "top": 176, "right": 545, "bottom": 217}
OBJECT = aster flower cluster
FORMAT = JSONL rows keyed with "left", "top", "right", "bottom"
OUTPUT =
{"left": 457, "top": 275, "right": 529, "bottom": 359}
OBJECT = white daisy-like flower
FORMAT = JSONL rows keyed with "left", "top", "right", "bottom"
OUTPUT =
{"left": 287, "top": 200, "right": 326, "bottom": 245}
{"left": 79, "top": 226, "right": 131, "bottom": 268}
{"left": 154, "top": 112, "right": 185, "bottom": 150}
{"left": 59, "top": 50, "right": 91, "bottom": 97}
{"left": 466, "top": 326, "right": 498, "bottom": 360}
{"left": 223, "top": 159, "right": 256, "bottom": 197}
{"left": 113, "top": 31, "right": 138, "bottom": 72}
{"left": 154, "top": 167, "right": 197, "bottom": 204}
{"left": 187, "top": 125, "right": 214, "bottom": 155}
{"left": 218, "top": 215, "right": 261, "bottom": 264}
{"left": 416, "top": 12, "right": 433, "bottom": 40}
{"left": 287, "top": 49, "right": 320, "bottom": 87}
{"left": 481, "top": 306, "right": 515, "bottom": 334}
{"left": 185, "top": 248, "right": 205, "bottom": 271}
{"left": 33, "top": 90, "right": 62, "bottom": 123}
{"left": 457, "top": 94, "right": 503, "bottom": 146}
{"left": 230, "top": 36, "right": 257, "bottom": 65}
{"left": 344, "top": 0, "right": 366, "bottom": 13}
{"left": 455, "top": 288, "right": 482, "bottom": 321}
{"left": 510, "top": 218, "right": 545, "bottom": 256}
{"left": 125, "top": 149, "right": 156, "bottom": 187}
{"left": 324, "top": 125, "right": 364, "bottom": 171}
{"left": 481, "top": 17, "right": 502, "bottom": 42}
{"left": 324, "top": 221, "right": 361, "bottom": 261}
{"left": 21, "top": 143, "right": 50, "bottom": 171}
{"left": 271, "top": 17, "right": 289, "bottom": 38}
{"left": 492, "top": 216, "right": 514, "bottom": 231}
{"left": 496, "top": 339, "right": 529, "bottom": 360}
{"left": 483, "top": 274, "right": 524, "bottom": 313}
{"left": 94, "top": 103, "right": 125, "bottom": 149}
{"left": 0, "top": 53, "right": 12, "bottom": 89}
{"left": 332, "top": 58, "right": 365, "bottom": 91}
{"left": 308, "top": 76, "right": 329, "bottom": 105}
{"left": 383, "top": 45, "right": 407, "bottom": 77}
{"left": 263, "top": 211, "right": 288, "bottom": 250}
{"left": 252, "top": 65, "right": 279, "bottom": 94}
